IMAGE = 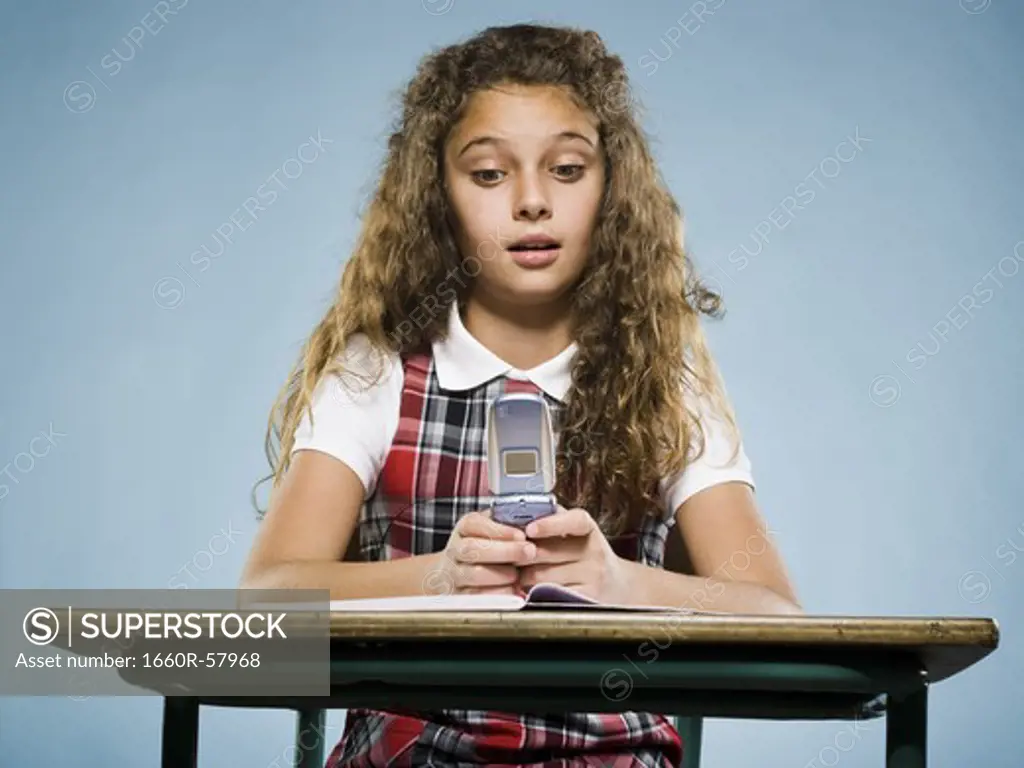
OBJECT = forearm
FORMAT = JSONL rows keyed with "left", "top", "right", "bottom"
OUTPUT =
{"left": 621, "top": 559, "right": 803, "bottom": 615}
{"left": 241, "top": 552, "right": 447, "bottom": 602}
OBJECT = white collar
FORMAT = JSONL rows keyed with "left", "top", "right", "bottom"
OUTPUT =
{"left": 431, "top": 304, "right": 577, "bottom": 402}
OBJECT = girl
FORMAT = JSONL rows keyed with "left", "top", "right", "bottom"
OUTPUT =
{"left": 242, "top": 22, "right": 801, "bottom": 768}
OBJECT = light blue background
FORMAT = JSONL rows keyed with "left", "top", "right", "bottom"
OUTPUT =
{"left": 1, "top": 0, "right": 1021, "bottom": 765}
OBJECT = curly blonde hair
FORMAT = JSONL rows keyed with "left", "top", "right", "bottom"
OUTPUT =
{"left": 256, "top": 23, "right": 740, "bottom": 537}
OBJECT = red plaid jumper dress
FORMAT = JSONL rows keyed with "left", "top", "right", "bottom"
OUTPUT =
{"left": 325, "top": 351, "right": 685, "bottom": 768}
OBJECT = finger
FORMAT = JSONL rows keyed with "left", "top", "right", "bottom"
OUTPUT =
{"left": 454, "top": 563, "right": 518, "bottom": 589}
{"left": 452, "top": 537, "right": 536, "bottom": 565}
{"left": 526, "top": 537, "right": 586, "bottom": 565}
{"left": 524, "top": 507, "right": 595, "bottom": 539}
{"left": 457, "top": 510, "right": 526, "bottom": 541}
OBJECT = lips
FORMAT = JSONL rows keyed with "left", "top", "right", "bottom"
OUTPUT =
{"left": 507, "top": 235, "right": 561, "bottom": 252}
{"left": 504, "top": 234, "right": 562, "bottom": 268}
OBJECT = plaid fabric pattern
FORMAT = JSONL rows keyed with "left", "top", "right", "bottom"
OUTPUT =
{"left": 327, "top": 353, "right": 683, "bottom": 768}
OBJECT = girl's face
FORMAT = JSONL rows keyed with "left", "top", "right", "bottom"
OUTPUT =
{"left": 443, "top": 83, "right": 606, "bottom": 309}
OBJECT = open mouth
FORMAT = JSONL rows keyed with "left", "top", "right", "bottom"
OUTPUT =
{"left": 507, "top": 239, "right": 561, "bottom": 252}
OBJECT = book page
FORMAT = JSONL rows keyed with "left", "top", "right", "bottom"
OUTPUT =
{"left": 523, "top": 583, "right": 599, "bottom": 605}
{"left": 328, "top": 592, "right": 525, "bottom": 612}
{"left": 324, "top": 584, "right": 697, "bottom": 612}
{"left": 522, "top": 583, "right": 690, "bottom": 612}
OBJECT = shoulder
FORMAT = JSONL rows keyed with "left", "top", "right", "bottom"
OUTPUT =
{"left": 305, "top": 333, "right": 405, "bottom": 409}
{"left": 659, "top": 384, "right": 754, "bottom": 515}
{"left": 291, "top": 334, "right": 406, "bottom": 497}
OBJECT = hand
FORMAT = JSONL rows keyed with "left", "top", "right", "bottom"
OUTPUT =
{"left": 518, "top": 506, "right": 630, "bottom": 603}
{"left": 424, "top": 510, "right": 537, "bottom": 596}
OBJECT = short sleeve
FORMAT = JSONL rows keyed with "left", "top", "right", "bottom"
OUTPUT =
{"left": 659, "top": 391, "right": 755, "bottom": 515}
{"left": 290, "top": 334, "right": 403, "bottom": 499}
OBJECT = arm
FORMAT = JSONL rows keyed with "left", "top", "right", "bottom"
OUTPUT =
{"left": 239, "top": 450, "right": 447, "bottom": 601}
{"left": 520, "top": 394, "right": 802, "bottom": 613}
{"left": 240, "top": 339, "right": 451, "bottom": 600}
{"left": 241, "top": 337, "right": 529, "bottom": 600}
{"left": 624, "top": 481, "right": 802, "bottom": 614}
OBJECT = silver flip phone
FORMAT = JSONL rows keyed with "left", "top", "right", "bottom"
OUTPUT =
{"left": 486, "top": 392, "right": 558, "bottom": 528}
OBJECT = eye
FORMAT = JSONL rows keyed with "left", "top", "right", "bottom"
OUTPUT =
{"left": 552, "top": 164, "right": 584, "bottom": 181}
{"left": 471, "top": 169, "right": 506, "bottom": 185}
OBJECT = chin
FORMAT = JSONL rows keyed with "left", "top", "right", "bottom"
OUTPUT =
{"left": 497, "top": 278, "right": 575, "bottom": 308}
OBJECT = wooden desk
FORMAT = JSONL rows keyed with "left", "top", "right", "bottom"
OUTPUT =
{"left": 57, "top": 611, "right": 999, "bottom": 768}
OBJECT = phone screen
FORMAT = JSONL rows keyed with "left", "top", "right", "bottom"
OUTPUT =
{"left": 503, "top": 449, "right": 538, "bottom": 476}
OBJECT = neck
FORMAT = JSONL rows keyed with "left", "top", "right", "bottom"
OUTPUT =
{"left": 461, "top": 294, "right": 575, "bottom": 370}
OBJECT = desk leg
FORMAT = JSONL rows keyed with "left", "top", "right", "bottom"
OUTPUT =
{"left": 162, "top": 696, "right": 199, "bottom": 768}
{"left": 295, "top": 709, "right": 326, "bottom": 768}
{"left": 886, "top": 684, "right": 927, "bottom": 768}
{"left": 675, "top": 717, "right": 703, "bottom": 768}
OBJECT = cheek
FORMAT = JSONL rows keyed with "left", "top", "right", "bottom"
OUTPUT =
{"left": 557, "top": 182, "right": 603, "bottom": 236}
{"left": 450, "top": 191, "right": 507, "bottom": 252}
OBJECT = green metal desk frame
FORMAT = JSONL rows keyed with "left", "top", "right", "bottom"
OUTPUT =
{"left": 155, "top": 639, "right": 941, "bottom": 768}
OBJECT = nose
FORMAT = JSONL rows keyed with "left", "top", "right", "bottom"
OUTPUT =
{"left": 513, "top": 174, "right": 552, "bottom": 222}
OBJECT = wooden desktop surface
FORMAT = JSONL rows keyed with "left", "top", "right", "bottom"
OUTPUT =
{"left": 48, "top": 609, "right": 998, "bottom": 684}
{"left": 325, "top": 611, "right": 998, "bottom": 683}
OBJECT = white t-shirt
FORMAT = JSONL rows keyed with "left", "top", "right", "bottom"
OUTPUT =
{"left": 292, "top": 305, "right": 755, "bottom": 515}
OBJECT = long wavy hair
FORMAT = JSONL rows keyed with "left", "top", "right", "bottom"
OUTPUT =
{"left": 255, "top": 23, "right": 740, "bottom": 537}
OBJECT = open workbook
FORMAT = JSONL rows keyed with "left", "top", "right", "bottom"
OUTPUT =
{"left": 328, "top": 582, "right": 690, "bottom": 613}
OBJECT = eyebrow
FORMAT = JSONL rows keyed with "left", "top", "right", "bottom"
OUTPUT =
{"left": 456, "top": 131, "right": 596, "bottom": 157}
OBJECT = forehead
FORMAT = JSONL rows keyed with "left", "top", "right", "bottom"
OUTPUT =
{"left": 450, "top": 83, "right": 598, "bottom": 145}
